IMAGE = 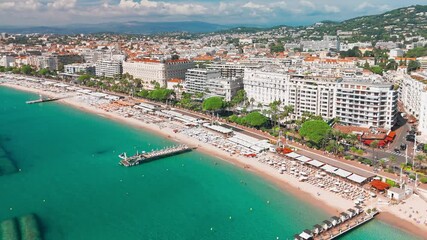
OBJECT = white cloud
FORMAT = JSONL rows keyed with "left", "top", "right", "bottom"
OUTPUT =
{"left": 0, "top": 0, "right": 41, "bottom": 11}
{"left": 324, "top": 5, "right": 340, "bottom": 13}
{"left": 48, "top": 0, "right": 77, "bottom": 10}
{"left": 356, "top": 2, "right": 373, "bottom": 11}
{"left": 113, "top": 0, "right": 207, "bottom": 15}
{"left": 300, "top": 0, "right": 315, "bottom": 9}
{"left": 0, "top": 0, "right": 425, "bottom": 26}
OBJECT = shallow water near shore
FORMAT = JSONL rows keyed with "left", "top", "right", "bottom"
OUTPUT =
{"left": 0, "top": 86, "right": 419, "bottom": 240}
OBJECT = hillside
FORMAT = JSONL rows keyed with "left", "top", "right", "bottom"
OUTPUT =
{"left": 0, "top": 21, "right": 228, "bottom": 34}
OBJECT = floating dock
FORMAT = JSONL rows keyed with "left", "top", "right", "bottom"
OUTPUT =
{"left": 294, "top": 207, "right": 379, "bottom": 240}
{"left": 26, "top": 94, "right": 60, "bottom": 104}
{"left": 119, "top": 144, "right": 193, "bottom": 167}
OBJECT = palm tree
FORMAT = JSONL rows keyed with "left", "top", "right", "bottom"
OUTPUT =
{"left": 370, "top": 140, "right": 380, "bottom": 166}
{"left": 414, "top": 154, "right": 427, "bottom": 171}
{"left": 282, "top": 105, "right": 294, "bottom": 125}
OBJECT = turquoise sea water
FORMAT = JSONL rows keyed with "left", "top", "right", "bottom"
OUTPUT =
{"left": 0, "top": 86, "right": 419, "bottom": 240}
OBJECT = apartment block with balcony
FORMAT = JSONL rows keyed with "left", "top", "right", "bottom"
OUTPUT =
{"left": 335, "top": 80, "right": 398, "bottom": 130}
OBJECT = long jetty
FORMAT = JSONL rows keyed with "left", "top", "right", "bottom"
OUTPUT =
{"left": 294, "top": 207, "right": 379, "bottom": 240}
{"left": 119, "top": 144, "right": 193, "bottom": 167}
{"left": 26, "top": 94, "right": 60, "bottom": 104}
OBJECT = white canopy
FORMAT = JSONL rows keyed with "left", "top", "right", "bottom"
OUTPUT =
{"left": 296, "top": 155, "right": 311, "bottom": 162}
{"left": 307, "top": 159, "right": 325, "bottom": 167}
{"left": 285, "top": 152, "right": 301, "bottom": 159}
{"left": 321, "top": 164, "right": 338, "bottom": 173}
{"left": 347, "top": 174, "right": 367, "bottom": 184}
{"left": 334, "top": 168, "right": 352, "bottom": 178}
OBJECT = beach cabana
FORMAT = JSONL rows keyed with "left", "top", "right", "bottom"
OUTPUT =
{"left": 312, "top": 224, "right": 323, "bottom": 235}
{"left": 334, "top": 168, "right": 352, "bottom": 178}
{"left": 354, "top": 206, "right": 363, "bottom": 214}
{"left": 286, "top": 152, "right": 301, "bottom": 159}
{"left": 322, "top": 220, "right": 333, "bottom": 230}
{"left": 307, "top": 160, "right": 324, "bottom": 168}
{"left": 347, "top": 208, "right": 356, "bottom": 218}
{"left": 340, "top": 212, "right": 350, "bottom": 222}
{"left": 330, "top": 216, "right": 341, "bottom": 226}
{"left": 298, "top": 230, "right": 313, "bottom": 240}
{"left": 321, "top": 164, "right": 337, "bottom": 173}
{"left": 347, "top": 174, "right": 367, "bottom": 184}
{"left": 296, "top": 155, "right": 311, "bottom": 163}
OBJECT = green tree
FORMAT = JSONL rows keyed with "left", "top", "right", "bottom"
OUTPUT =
{"left": 137, "top": 89, "right": 150, "bottom": 98}
{"left": 20, "top": 65, "right": 34, "bottom": 75}
{"left": 299, "top": 120, "right": 331, "bottom": 146}
{"left": 202, "top": 96, "right": 224, "bottom": 112}
{"left": 148, "top": 88, "right": 174, "bottom": 101}
{"left": 230, "top": 89, "right": 247, "bottom": 107}
{"left": 407, "top": 60, "right": 420, "bottom": 73}
{"left": 38, "top": 68, "right": 50, "bottom": 76}
{"left": 244, "top": 111, "right": 268, "bottom": 127}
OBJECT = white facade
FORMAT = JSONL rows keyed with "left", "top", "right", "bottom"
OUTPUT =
{"left": 335, "top": 80, "right": 398, "bottom": 129}
{"left": 389, "top": 49, "right": 404, "bottom": 58}
{"left": 64, "top": 63, "right": 95, "bottom": 75}
{"left": 95, "top": 60, "right": 122, "bottom": 78}
{"left": 244, "top": 69, "right": 398, "bottom": 129}
{"left": 0, "top": 56, "right": 15, "bottom": 67}
{"left": 400, "top": 75, "right": 427, "bottom": 141}
{"left": 123, "top": 60, "right": 194, "bottom": 88}
{"left": 184, "top": 68, "right": 243, "bottom": 101}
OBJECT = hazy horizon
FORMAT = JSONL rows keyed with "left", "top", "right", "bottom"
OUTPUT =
{"left": 0, "top": 0, "right": 425, "bottom": 27}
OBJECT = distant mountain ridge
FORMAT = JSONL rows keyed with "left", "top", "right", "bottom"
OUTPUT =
{"left": 0, "top": 21, "right": 228, "bottom": 34}
{"left": 0, "top": 5, "right": 426, "bottom": 36}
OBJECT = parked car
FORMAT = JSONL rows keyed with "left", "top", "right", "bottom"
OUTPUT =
{"left": 406, "top": 135, "right": 415, "bottom": 142}
{"left": 417, "top": 144, "right": 424, "bottom": 151}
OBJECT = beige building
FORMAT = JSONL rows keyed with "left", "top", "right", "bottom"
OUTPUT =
{"left": 123, "top": 59, "right": 194, "bottom": 89}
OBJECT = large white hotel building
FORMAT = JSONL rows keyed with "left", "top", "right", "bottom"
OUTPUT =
{"left": 244, "top": 69, "right": 398, "bottom": 129}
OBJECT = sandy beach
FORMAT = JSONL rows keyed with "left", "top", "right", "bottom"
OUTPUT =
{"left": 3, "top": 81, "right": 427, "bottom": 238}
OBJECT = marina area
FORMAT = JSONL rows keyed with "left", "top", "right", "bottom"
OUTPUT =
{"left": 0, "top": 75, "right": 425, "bottom": 239}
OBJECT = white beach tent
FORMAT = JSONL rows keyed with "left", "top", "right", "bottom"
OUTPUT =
{"left": 334, "top": 168, "right": 352, "bottom": 178}
{"left": 307, "top": 159, "right": 325, "bottom": 168}
{"left": 285, "top": 152, "right": 301, "bottom": 159}
{"left": 296, "top": 155, "right": 311, "bottom": 163}
{"left": 347, "top": 174, "right": 367, "bottom": 184}
{"left": 321, "top": 164, "right": 338, "bottom": 173}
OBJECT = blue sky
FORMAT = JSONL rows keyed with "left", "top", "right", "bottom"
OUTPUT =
{"left": 0, "top": 0, "right": 425, "bottom": 26}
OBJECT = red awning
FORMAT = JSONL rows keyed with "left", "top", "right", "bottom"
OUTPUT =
{"left": 370, "top": 180, "right": 390, "bottom": 191}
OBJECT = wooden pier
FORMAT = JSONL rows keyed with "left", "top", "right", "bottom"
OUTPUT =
{"left": 119, "top": 144, "right": 193, "bottom": 167}
{"left": 294, "top": 207, "right": 379, "bottom": 240}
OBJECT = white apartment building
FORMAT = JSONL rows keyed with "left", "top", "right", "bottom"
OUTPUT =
{"left": 400, "top": 74, "right": 427, "bottom": 141}
{"left": 64, "top": 63, "right": 95, "bottom": 75}
{"left": 207, "top": 62, "right": 260, "bottom": 78}
{"left": 0, "top": 55, "right": 15, "bottom": 67}
{"left": 335, "top": 80, "right": 398, "bottom": 129}
{"left": 123, "top": 59, "right": 194, "bottom": 88}
{"left": 27, "top": 56, "right": 57, "bottom": 70}
{"left": 244, "top": 69, "right": 397, "bottom": 129}
{"left": 184, "top": 68, "right": 243, "bottom": 101}
{"left": 184, "top": 68, "right": 221, "bottom": 94}
{"left": 244, "top": 69, "right": 290, "bottom": 105}
{"left": 95, "top": 60, "right": 122, "bottom": 78}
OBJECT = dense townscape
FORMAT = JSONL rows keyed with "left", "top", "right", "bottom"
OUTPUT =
{"left": 1, "top": 4, "right": 427, "bottom": 240}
